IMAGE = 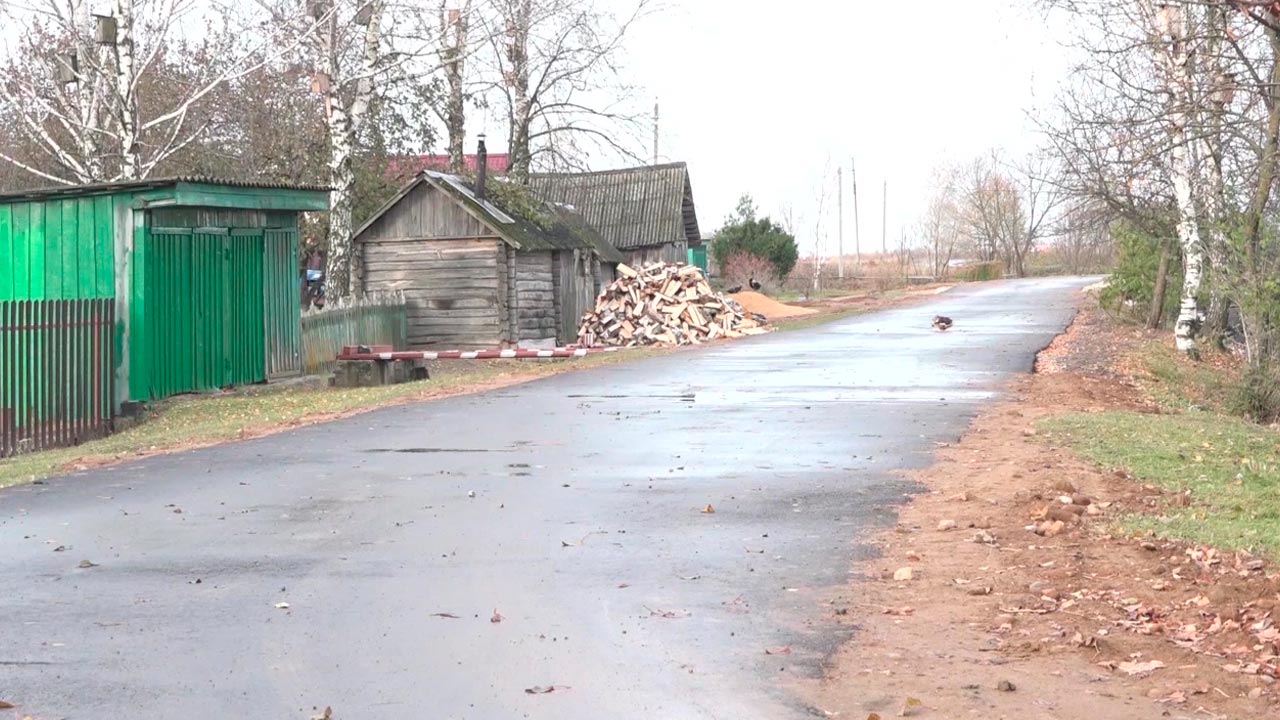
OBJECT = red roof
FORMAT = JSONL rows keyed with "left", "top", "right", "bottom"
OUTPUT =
{"left": 387, "top": 153, "right": 511, "bottom": 178}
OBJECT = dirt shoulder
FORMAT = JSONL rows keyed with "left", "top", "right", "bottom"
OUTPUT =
{"left": 799, "top": 295, "right": 1278, "bottom": 720}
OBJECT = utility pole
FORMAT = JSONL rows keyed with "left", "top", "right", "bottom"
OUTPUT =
{"left": 837, "top": 167, "right": 844, "bottom": 280}
{"left": 881, "top": 179, "right": 888, "bottom": 255}
{"left": 652, "top": 100, "right": 659, "bottom": 165}
{"left": 852, "top": 158, "right": 861, "bottom": 268}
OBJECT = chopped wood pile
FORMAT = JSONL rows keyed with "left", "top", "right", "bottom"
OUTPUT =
{"left": 577, "top": 262, "right": 771, "bottom": 347}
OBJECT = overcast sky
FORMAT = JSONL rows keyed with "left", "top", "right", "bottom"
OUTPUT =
{"left": 592, "top": 0, "right": 1069, "bottom": 254}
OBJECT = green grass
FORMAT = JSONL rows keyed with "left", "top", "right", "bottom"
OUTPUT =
{"left": 1042, "top": 410, "right": 1280, "bottom": 559}
{"left": 1134, "top": 341, "right": 1240, "bottom": 414}
{"left": 0, "top": 350, "right": 655, "bottom": 489}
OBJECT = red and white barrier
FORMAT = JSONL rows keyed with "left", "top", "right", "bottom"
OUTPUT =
{"left": 337, "top": 346, "right": 624, "bottom": 361}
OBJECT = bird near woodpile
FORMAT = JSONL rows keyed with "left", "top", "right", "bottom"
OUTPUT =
{"left": 749, "top": 277, "right": 762, "bottom": 291}
{"left": 725, "top": 285, "right": 743, "bottom": 294}
{"left": 932, "top": 315, "right": 953, "bottom": 331}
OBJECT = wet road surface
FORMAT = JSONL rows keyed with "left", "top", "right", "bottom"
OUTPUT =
{"left": 0, "top": 277, "right": 1089, "bottom": 719}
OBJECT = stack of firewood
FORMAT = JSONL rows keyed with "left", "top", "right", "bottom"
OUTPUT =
{"left": 577, "top": 263, "right": 770, "bottom": 347}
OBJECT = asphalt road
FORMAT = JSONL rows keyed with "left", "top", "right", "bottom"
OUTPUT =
{"left": 0, "top": 277, "right": 1089, "bottom": 719}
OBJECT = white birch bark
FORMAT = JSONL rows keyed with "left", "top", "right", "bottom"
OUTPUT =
{"left": 322, "top": 0, "right": 384, "bottom": 299}
{"left": 113, "top": 0, "right": 140, "bottom": 180}
{"left": 1154, "top": 1, "right": 1204, "bottom": 355}
{"left": 503, "top": 0, "right": 533, "bottom": 182}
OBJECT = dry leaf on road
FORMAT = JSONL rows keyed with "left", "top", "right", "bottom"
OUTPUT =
{"left": 764, "top": 646, "right": 792, "bottom": 655}
{"left": 1116, "top": 659, "right": 1165, "bottom": 675}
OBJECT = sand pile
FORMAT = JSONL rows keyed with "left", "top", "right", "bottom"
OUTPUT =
{"left": 727, "top": 291, "right": 816, "bottom": 319}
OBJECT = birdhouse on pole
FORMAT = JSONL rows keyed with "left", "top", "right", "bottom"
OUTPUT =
{"left": 56, "top": 53, "right": 79, "bottom": 85}
{"left": 94, "top": 14, "right": 118, "bottom": 45}
{"left": 354, "top": 2, "right": 373, "bottom": 25}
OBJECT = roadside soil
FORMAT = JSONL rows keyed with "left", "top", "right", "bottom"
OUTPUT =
{"left": 798, "top": 295, "right": 1279, "bottom": 720}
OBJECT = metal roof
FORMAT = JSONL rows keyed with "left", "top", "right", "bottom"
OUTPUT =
{"left": 528, "top": 162, "right": 702, "bottom": 250}
{"left": 0, "top": 176, "right": 332, "bottom": 203}
{"left": 352, "top": 171, "right": 625, "bottom": 264}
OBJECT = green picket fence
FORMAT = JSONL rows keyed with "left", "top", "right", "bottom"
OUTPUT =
{"left": 1, "top": 299, "right": 115, "bottom": 457}
{"left": 300, "top": 292, "right": 407, "bottom": 376}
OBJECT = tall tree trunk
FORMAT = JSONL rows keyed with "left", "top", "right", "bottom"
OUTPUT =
{"left": 1147, "top": 235, "right": 1172, "bottom": 329}
{"left": 1200, "top": 4, "right": 1231, "bottom": 348}
{"left": 1157, "top": 2, "right": 1204, "bottom": 356}
{"left": 322, "top": 0, "right": 383, "bottom": 299}
{"left": 113, "top": 0, "right": 139, "bottom": 180}
{"left": 442, "top": 2, "right": 469, "bottom": 174}
{"left": 1238, "top": 30, "right": 1280, "bottom": 367}
{"left": 504, "top": 0, "right": 532, "bottom": 183}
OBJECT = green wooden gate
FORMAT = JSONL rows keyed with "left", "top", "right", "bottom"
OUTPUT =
{"left": 137, "top": 228, "right": 268, "bottom": 398}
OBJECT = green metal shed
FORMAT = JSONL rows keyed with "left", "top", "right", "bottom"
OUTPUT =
{"left": 0, "top": 177, "right": 329, "bottom": 410}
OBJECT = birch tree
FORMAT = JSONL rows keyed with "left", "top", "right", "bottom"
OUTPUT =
{"left": 1149, "top": 1, "right": 1205, "bottom": 355}
{"left": 0, "top": 0, "right": 292, "bottom": 184}
{"left": 484, "top": 0, "right": 649, "bottom": 182}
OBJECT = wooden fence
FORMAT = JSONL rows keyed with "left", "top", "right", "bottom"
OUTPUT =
{"left": 1, "top": 299, "right": 115, "bottom": 457}
{"left": 301, "top": 292, "right": 408, "bottom": 375}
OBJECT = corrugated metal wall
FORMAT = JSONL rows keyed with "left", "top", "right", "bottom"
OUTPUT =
{"left": 0, "top": 195, "right": 117, "bottom": 301}
{"left": 263, "top": 229, "right": 302, "bottom": 378}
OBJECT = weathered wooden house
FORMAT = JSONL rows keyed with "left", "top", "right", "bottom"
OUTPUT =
{"left": 354, "top": 170, "right": 624, "bottom": 349}
{"left": 528, "top": 162, "right": 704, "bottom": 267}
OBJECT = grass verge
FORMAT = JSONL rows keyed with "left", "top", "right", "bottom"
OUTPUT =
{"left": 1043, "top": 410, "right": 1280, "bottom": 558}
{"left": 1043, "top": 337, "right": 1280, "bottom": 558}
{"left": 0, "top": 349, "right": 657, "bottom": 489}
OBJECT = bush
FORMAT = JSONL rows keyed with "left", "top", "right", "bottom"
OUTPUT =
{"left": 956, "top": 261, "right": 1003, "bottom": 282}
{"left": 720, "top": 253, "right": 777, "bottom": 293}
{"left": 1099, "top": 223, "right": 1182, "bottom": 325}
{"left": 712, "top": 195, "right": 799, "bottom": 278}
{"left": 1229, "top": 365, "right": 1280, "bottom": 423}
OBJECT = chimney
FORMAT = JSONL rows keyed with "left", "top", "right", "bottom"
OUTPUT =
{"left": 476, "top": 134, "right": 488, "bottom": 201}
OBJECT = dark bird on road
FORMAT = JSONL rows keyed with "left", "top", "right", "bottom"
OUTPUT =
{"left": 749, "top": 277, "right": 762, "bottom": 291}
{"left": 932, "top": 315, "right": 953, "bottom": 331}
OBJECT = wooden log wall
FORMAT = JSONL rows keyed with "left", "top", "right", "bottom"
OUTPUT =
{"left": 513, "top": 250, "right": 556, "bottom": 345}
{"left": 624, "top": 242, "right": 687, "bottom": 267}
{"left": 362, "top": 237, "right": 505, "bottom": 349}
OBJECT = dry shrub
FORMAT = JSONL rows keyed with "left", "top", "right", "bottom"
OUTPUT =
{"left": 720, "top": 253, "right": 776, "bottom": 292}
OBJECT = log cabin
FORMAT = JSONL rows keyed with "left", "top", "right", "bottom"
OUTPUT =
{"left": 354, "top": 165, "right": 623, "bottom": 350}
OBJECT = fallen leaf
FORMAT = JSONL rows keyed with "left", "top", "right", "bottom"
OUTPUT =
{"left": 309, "top": 708, "right": 332, "bottom": 720}
{"left": 431, "top": 612, "right": 460, "bottom": 619}
{"left": 524, "top": 685, "right": 568, "bottom": 694}
{"left": 883, "top": 606, "right": 915, "bottom": 616}
{"left": 898, "top": 697, "right": 923, "bottom": 717}
{"left": 52, "top": 545, "right": 68, "bottom": 552}
{"left": 867, "top": 714, "right": 883, "bottom": 720}
{"left": 997, "top": 680, "right": 1016, "bottom": 692}
{"left": 617, "top": 582, "right": 631, "bottom": 589}
{"left": 1117, "top": 659, "right": 1165, "bottom": 676}
{"left": 893, "top": 567, "right": 914, "bottom": 581}
{"left": 1156, "top": 691, "right": 1187, "bottom": 705}
{"left": 937, "top": 519, "right": 957, "bottom": 531}
{"left": 491, "top": 609, "right": 504, "bottom": 624}
{"left": 645, "top": 606, "right": 689, "bottom": 619}
{"left": 0, "top": 701, "right": 14, "bottom": 709}
{"left": 764, "top": 646, "right": 793, "bottom": 655}
{"left": 701, "top": 504, "right": 715, "bottom": 514}
{"left": 274, "top": 602, "right": 290, "bottom": 610}
{"left": 77, "top": 560, "right": 98, "bottom": 569}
